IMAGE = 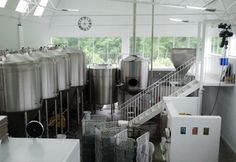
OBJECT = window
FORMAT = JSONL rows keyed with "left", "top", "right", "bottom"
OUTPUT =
{"left": 16, "top": 0, "right": 31, "bottom": 13}
{"left": 0, "top": 0, "right": 8, "bottom": 8}
{"left": 52, "top": 37, "right": 122, "bottom": 65}
{"left": 211, "top": 37, "right": 223, "bottom": 55}
{"left": 229, "top": 36, "right": 236, "bottom": 57}
{"left": 34, "top": 0, "right": 49, "bottom": 16}
{"left": 130, "top": 37, "right": 198, "bottom": 68}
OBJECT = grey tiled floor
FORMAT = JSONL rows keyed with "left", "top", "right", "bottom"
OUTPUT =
{"left": 153, "top": 139, "right": 236, "bottom": 162}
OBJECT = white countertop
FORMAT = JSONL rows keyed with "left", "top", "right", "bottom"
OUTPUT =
{"left": 0, "top": 138, "right": 80, "bottom": 162}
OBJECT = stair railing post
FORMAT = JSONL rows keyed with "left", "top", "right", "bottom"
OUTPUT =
{"left": 199, "top": 21, "right": 206, "bottom": 115}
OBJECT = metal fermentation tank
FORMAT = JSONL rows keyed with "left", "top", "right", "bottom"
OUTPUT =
{"left": 64, "top": 48, "right": 86, "bottom": 87}
{"left": 0, "top": 54, "right": 42, "bottom": 137}
{"left": 30, "top": 51, "right": 58, "bottom": 99}
{"left": 30, "top": 51, "right": 59, "bottom": 137}
{"left": 88, "top": 64, "right": 118, "bottom": 117}
{"left": 120, "top": 55, "right": 149, "bottom": 94}
{"left": 47, "top": 50, "right": 70, "bottom": 91}
{"left": 47, "top": 49, "right": 71, "bottom": 134}
{"left": 171, "top": 48, "right": 196, "bottom": 83}
{"left": 64, "top": 48, "right": 87, "bottom": 124}
{"left": 0, "top": 54, "right": 42, "bottom": 112}
{"left": 89, "top": 64, "right": 118, "bottom": 105}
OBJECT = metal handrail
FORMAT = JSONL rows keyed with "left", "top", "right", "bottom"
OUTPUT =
{"left": 118, "top": 57, "right": 196, "bottom": 121}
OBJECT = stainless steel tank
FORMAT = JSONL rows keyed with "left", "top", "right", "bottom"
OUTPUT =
{"left": 64, "top": 48, "right": 86, "bottom": 87}
{"left": 30, "top": 51, "right": 58, "bottom": 99}
{"left": 171, "top": 48, "right": 196, "bottom": 69}
{"left": 171, "top": 48, "right": 196, "bottom": 82}
{"left": 0, "top": 54, "right": 42, "bottom": 112}
{"left": 120, "top": 55, "right": 149, "bottom": 93}
{"left": 89, "top": 64, "right": 118, "bottom": 105}
{"left": 47, "top": 50, "right": 70, "bottom": 91}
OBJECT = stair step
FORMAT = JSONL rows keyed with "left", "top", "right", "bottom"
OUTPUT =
{"left": 127, "top": 80, "right": 200, "bottom": 126}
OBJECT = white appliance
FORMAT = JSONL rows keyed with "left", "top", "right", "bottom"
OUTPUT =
{"left": 161, "top": 97, "right": 221, "bottom": 162}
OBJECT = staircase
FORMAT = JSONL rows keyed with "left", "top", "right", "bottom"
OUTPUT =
{"left": 117, "top": 57, "right": 200, "bottom": 126}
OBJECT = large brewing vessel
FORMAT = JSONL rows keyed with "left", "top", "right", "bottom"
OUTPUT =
{"left": 47, "top": 50, "right": 70, "bottom": 91}
{"left": 64, "top": 48, "right": 86, "bottom": 87}
{"left": 120, "top": 55, "right": 149, "bottom": 93}
{"left": 0, "top": 54, "right": 42, "bottom": 112}
{"left": 30, "top": 51, "right": 58, "bottom": 99}
{"left": 89, "top": 64, "right": 118, "bottom": 105}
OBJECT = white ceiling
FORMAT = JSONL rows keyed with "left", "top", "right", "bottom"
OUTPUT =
{"left": 1, "top": 0, "right": 236, "bottom": 23}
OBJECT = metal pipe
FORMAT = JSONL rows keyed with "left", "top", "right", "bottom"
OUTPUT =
{"left": 38, "top": 110, "right": 41, "bottom": 123}
{"left": 55, "top": 98, "right": 58, "bottom": 136}
{"left": 67, "top": 91, "right": 70, "bottom": 132}
{"left": 60, "top": 91, "right": 63, "bottom": 134}
{"left": 81, "top": 88, "right": 84, "bottom": 114}
{"left": 45, "top": 99, "right": 49, "bottom": 138}
{"left": 24, "top": 112, "right": 28, "bottom": 137}
{"left": 132, "top": 1, "right": 137, "bottom": 55}
{"left": 150, "top": 0, "right": 155, "bottom": 84}
{"left": 77, "top": 87, "right": 80, "bottom": 125}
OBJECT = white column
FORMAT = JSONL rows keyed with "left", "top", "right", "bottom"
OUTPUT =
{"left": 198, "top": 21, "right": 207, "bottom": 115}
{"left": 121, "top": 36, "right": 130, "bottom": 56}
{"left": 17, "top": 23, "right": 24, "bottom": 49}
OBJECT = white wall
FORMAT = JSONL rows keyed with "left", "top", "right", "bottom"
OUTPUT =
{"left": 49, "top": 0, "right": 200, "bottom": 38}
{"left": 202, "top": 22, "right": 236, "bottom": 153}
{"left": 202, "top": 84, "right": 236, "bottom": 153}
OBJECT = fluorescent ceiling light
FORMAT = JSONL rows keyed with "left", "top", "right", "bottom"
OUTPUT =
{"left": 169, "top": 18, "right": 189, "bottom": 23}
{"left": 0, "top": 0, "right": 8, "bottom": 8}
{"left": 16, "top": 0, "right": 31, "bottom": 13}
{"left": 186, "top": 5, "right": 206, "bottom": 10}
{"left": 34, "top": 0, "right": 49, "bottom": 16}
{"left": 161, "top": 4, "right": 185, "bottom": 9}
{"left": 61, "top": 8, "right": 79, "bottom": 12}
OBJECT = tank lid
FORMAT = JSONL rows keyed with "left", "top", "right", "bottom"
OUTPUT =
{"left": 122, "top": 55, "right": 149, "bottom": 62}
{"left": 30, "top": 51, "right": 56, "bottom": 61}
{"left": 3, "top": 53, "right": 36, "bottom": 64}
{"left": 47, "top": 50, "right": 68, "bottom": 58}
{"left": 89, "top": 64, "right": 117, "bottom": 69}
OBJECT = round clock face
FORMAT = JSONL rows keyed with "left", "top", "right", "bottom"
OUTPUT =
{"left": 78, "top": 16, "right": 92, "bottom": 31}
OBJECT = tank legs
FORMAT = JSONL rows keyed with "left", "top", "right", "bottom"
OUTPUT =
{"left": 24, "top": 112, "right": 28, "bottom": 137}
{"left": 45, "top": 99, "right": 49, "bottom": 138}
{"left": 67, "top": 91, "right": 70, "bottom": 132}
{"left": 77, "top": 87, "right": 80, "bottom": 125}
{"left": 60, "top": 92, "right": 63, "bottom": 134}
{"left": 54, "top": 98, "right": 58, "bottom": 136}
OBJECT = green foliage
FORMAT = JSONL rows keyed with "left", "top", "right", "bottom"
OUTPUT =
{"left": 52, "top": 36, "right": 197, "bottom": 68}
{"left": 52, "top": 37, "right": 121, "bottom": 65}
{"left": 130, "top": 37, "right": 197, "bottom": 67}
{"left": 211, "top": 37, "right": 223, "bottom": 55}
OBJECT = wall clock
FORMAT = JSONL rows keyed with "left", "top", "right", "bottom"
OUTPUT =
{"left": 78, "top": 16, "right": 92, "bottom": 31}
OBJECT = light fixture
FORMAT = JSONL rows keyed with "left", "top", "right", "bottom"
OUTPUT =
{"left": 16, "top": 0, "right": 31, "bottom": 13}
{"left": 0, "top": 0, "right": 8, "bottom": 8}
{"left": 186, "top": 5, "right": 206, "bottom": 10}
{"left": 169, "top": 18, "right": 189, "bottom": 23}
{"left": 161, "top": 4, "right": 185, "bottom": 9}
{"left": 186, "top": 5, "right": 216, "bottom": 12}
{"left": 61, "top": 8, "right": 79, "bottom": 12}
{"left": 34, "top": 0, "right": 49, "bottom": 16}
